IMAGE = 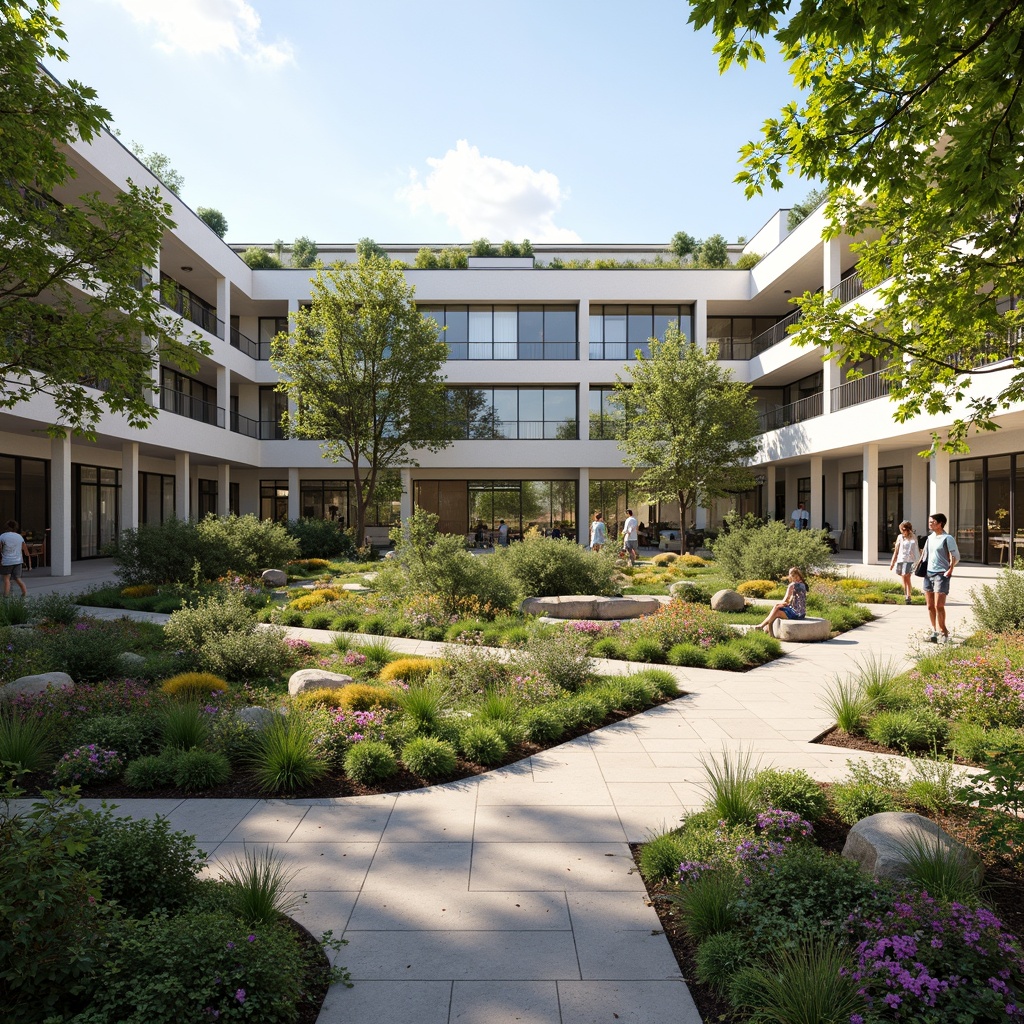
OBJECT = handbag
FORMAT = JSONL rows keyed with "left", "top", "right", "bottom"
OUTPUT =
{"left": 914, "top": 552, "right": 929, "bottom": 578}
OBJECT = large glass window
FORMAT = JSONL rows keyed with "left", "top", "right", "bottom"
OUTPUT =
{"left": 590, "top": 304, "right": 692, "bottom": 359}
{"left": 588, "top": 387, "right": 625, "bottom": 439}
{"left": 422, "top": 305, "right": 577, "bottom": 360}
{"left": 258, "top": 317, "right": 289, "bottom": 360}
{"left": 706, "top": 316, "right": 786, "bottom": 359}
{"left": 73, "top": 464, "right": 119, "bottom": 559}
{"left": 446, "top": 387, "right": 577, "bottom": 439}
{"left": 259, "top": 386, "right": 287, "bottom": 440}
{"left": 466, "top": 480, "right": 577, "bottom": 539}
{"left": 260, "top": 479, "right": 289, "bottom": 522}
{"left": 140, "top": 472, "right": 175, "bottom": 526}
{"left": 160, "top": 367, "right": 219, "bottom": 426}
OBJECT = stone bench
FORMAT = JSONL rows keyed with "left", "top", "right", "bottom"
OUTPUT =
{"left": 520, "top": 594, "right": 662, "bottom": 620}
{"left": 775, "top": 616, "right": 832, "bottom": 642}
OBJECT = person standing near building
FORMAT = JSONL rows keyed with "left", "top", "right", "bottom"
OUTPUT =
{"left": 922, "top": 513, "right": 959, "bottom": 643}
{"left": 790, "top": 502, "right": 809, "bottom": 530}
{"left": 889, "top": 520, "right": 918, "bottom": 604}
{"left": 0, "top": 520, "right": 30, "bottom": 597}
{"left": 590, "top": 511, "right": 607, "bottom": 551}
{"left": 497, "top": 520, "right": 509, "bottom": 547}
{"left": 621, "top": 508, "right": 639, "bottom": 566}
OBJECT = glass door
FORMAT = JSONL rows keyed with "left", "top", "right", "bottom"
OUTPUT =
{"left": 986, "top": 456, "right": 1012, "bottom": 564}
{"left": 878, "top": 466, "right": 903, "bottom": 557}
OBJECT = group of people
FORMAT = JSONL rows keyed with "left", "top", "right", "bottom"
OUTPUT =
{"left": 589, "top": 508, "right": 641, "bottom": 566}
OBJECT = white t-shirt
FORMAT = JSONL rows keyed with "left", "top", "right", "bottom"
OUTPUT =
{"left": 790, "top": 508, "right": 809, "bottom": 530}
{"left": 590, "top": 520, "right": 607, "bottom": 546}
{"left": 0, "top": 531, "right": 25, "bottom": 566}
{"left": 623, "top": 516, "right": 638, "bottom": 543}
{"left": 894, "top": 536, "right": 918, "bottom": 563}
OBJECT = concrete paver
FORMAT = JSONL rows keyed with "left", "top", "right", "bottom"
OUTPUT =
{"left": 19, "top": 557, "right": 986, "bottom": 1023}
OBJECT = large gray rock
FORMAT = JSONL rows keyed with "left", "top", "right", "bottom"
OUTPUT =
{"left": 287, "top": 668, "right": 355, "bottom": 696}
{"left": 235, "top": 706, "right": 278, "bottom": 731}
{"left": 593, "top": 595, "right": 661, "bottom": 619}
{"left": 842, "top": 811, "right": 983, "bottom": 883}
{"left": 262, "top": 568, "right": 288, "bottom": 587}
{"left": 710, "top": 589, "right": 745, "bottom": 612}
{"left": 1, "top": 671, "right": 74, "bottom": 698}
{"left": 520, "top": 595, "right": 661, "bottom": 620}
{"left": 775, "top": 616, "right": 832, "bottom": 642}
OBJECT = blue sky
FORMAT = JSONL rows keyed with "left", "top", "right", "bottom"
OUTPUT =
{"left": 57, "top": 0, "right": 811, "bottom": 246}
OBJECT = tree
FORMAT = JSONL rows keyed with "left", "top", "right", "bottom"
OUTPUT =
{"left": 240, "top": 247, "right": 282, "bottom": 269}
{"left": 688, "top": 0, "right": 1024, "bottom": 451}
{"left": 470, "top": 238, "right": 496, "bottom": 257}
{"left": 291, "top": 236, "right": 318, "bottom": 269}
{"left": 0, "top": 0, "right": 206, "bottom": 439}
{"left": 270, "top": 255, "right": 456, "bottom": 542}
{"left": 670, "top": 230, "right": 697, "bottom": 261}
{"left": 356, "top": 237, "right": 387, "bottom": 260}
{"left": 128, "top": 142, "right": 184, "bottom": 196}
{"left": 614, "top": 325, "right": 760, "bottom": 554}
{"left": 197, "top": 207, "right": 228, "bottom": 238}
{"left": 786, "top": 188, "right": 826, "bottom": 231}
{"left": 693, "top": 233, "right": 729, "bottom": 268}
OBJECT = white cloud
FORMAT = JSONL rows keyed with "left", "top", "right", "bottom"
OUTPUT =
{"left": 110, "top": 0, "right": 294, "bottom": 67}
{"left": 398, "top": 140, "right": 580, "bottom": 243}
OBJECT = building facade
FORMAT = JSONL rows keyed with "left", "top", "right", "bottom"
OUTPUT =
{"left": 6, "top": 127, "right": 1024, "bottom": 575}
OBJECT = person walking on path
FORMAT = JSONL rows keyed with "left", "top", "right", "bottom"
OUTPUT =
{"left": 921, "top": 512, "right": 959, "bottom": 643}
{"left": 497, "top": 520, "right": 509, "bottom": 547}
{"left": 589, "top": 511, "right": 607, "bottom": 552}
{"left": 790, "top": 501, "right": 809, "bottom": 530}
{"left": 0, "top": 520, "right": 30, "bottom": 597}
{"left": 755, "top": 566, "right": 807, "bottom": 638}
{"left": 621, "top": 509, "right": 639, "bottom": 566}
{"left": 889, "top": 520, "right": 918, "bottom": 604}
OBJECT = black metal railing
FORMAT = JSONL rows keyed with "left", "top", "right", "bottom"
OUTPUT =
{"left": 749, "top": 307, "right": 803, "bottom": 358}
{"left": 160, "top": 389, "right": 224, "bottom": 427}
{"left": 831, "top": 368, "right": 892, "bottom": 411}
{"left": 160, "top": 285, "right": 224, "bottom": 339}
{"left": 831, "top": 273, "right": 866, "bottom": 306}
{"left": 757, "top": 392, "right": 823, "bottom": 433}
{"left": 229, "top": 325, "right": 265, "bottom": 359}
{"left": 229, "top": 411, "right": 286, "bottom": 439}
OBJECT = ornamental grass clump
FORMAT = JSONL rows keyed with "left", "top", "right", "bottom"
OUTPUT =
{"left": 160, "top": 671, "right": 229, "bottom": 700}
{"left": 0, "top": 709, "right": 54, "bottom": 777}
{"left": 247, "top": 714, "right": 327, "bottom": 794}
{"left": 379, "top": 656, "right": 440, "bottom": 685}
{"left": 697, "top": 746, "right": 760, "bottom": 824}
{"left": 219, "top": 845, "right": 301, "bottom": 925}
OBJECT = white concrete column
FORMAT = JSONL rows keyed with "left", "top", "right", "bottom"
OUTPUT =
{"left": 579, "top": 384, "right": 590, "bottom": 441}
{"left": 578, "top": 298, "right": 590, "bottom": 363}
{"left": 821, "top": 237, "right": 842, "bottom": 415}
{"left": 822, "top": 355, "right": 835, "bottom": 415}
{"left": 49, "top": 430, "right": 72, "bottom": 576}
{"left": 216, "top": 365, "right": 231, "bottom": 429}
{"left": 175, "top": 451, "right": 190, "bottom": 520}
{"left": 695, "top": 505, "right": 707, "bottom": 530}
{"left": 764, "top": 463, "right": 776, "bottom": 520}
{"left": 120, "top": 441, "right": 140, "bottom": 534}
{"left": 693, "top": 297, "right": 708, "bottom": 353}
{"left": 928, "top": 449, "right": 951, "bottom": 519}
{"left": 287, "top": 466, "right": 300, "bottom": 522}
{"left": 216, "top": 276, "right": 230, "bottom": 342}
{"left": 810, "top": 455, "right": 824, "bottom": 529}
{"left": 862, "top": 443, "right": 879, "bottom": 563}
{"left": 400, "top": 468, "right": 413, "bottom": 522}
{"left": 218, "top": 462, "right": 231, "bottom": 516}
{"left": 577, "top": 467, "right": 590, "bottom": 545}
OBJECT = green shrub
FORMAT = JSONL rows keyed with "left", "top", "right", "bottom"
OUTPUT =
{"left": 948, "top": 720, "right": 1024, "bottom": 762}
{"left": 171, "top": 748, "right": 231, "bottom": 792}
{"left": 305, "top": 611, "right": 334, "bottom": 630}
{"left": 459, "top": 723, "right": 508, "bottom": 765}
{"left": 0, "top": 786, "right": 110, "bottom": 1023}
{"left": 28, "top": 591, "right": 79, "bottom": 625}
{"left": 195, "top": 512, "right": 300, "bottom": 578}
{"left": 286, "top": 516, "right": 356, "bottom": 560}
{"left": 69, "top": 713, "right": 159, "bottom": 763}
{"left": 674, "top": 810, "right": 753, "bottom": 863}
{"left": 752, "top": 768, "right": 829, "bottom": 822}
{"left": 164, "top": 591, "right": 256, "bottom": 654}
{"left": 711, "top": 513, "right": 833, "bottom": 580}
{"left": 558, "top": 693, "right": 609, "bottom": 729}
{"left": 39, "top": 619, "right": 124, "bottom": 682}
{"left": 124, "top": 751, "right": 179, "bottom": 791}
{"left": 830, "top": 780, "right": 903, "bottom": 824}
{"left": 591, "top": 637, "right": 625, "bottom": 659}
{"left": 631, "top": 668, "right": 681, "bottom": 699}
{"left": 625, "top": 637, "right": 665, "bottom": 663}
{"left": 704, "top": 645, "right": 746, "bottom": 671}
{"left": 737, "top": 629, "right": 781, "bottom": 658}
{"left": 207, "top": 627, "right": 291, "bottom": 685}
{"left": 361, "top": 613, "right": 393, "bottom": 635}
{"left": 343, "top": 740, "right": 398, "bottom": 784}
{"left": 114, "top": 516, "right": 207, "bottom": 586}
{"left": 77, "top": 809, "right": 203, "bottom": 917}
{"left": 971, "top": 562, "right": 1024, "bottom": 631}
{"left": 668, "top": 642, "right": 708, "bottom": 667}
{"left": 522, "top": 707, "right": 565, "bottom": 743}
{"left": 866, "top": 707, "right": 946, "bottom": 752}
{"left": 401, "top": 735, "right": 458, "bottom": 779}
{"left": 78, "top": 911, "right": 304, "bottom": 1024}
{"left": 500, "top": 531, "right": 619, "bottom": 598}
{"left": 521, "top": 628, "right": 593, "bottom": 691}
{"left": 695, "top": 931, "right": 751, "bottom": 994}
{"left": 596, "top": 676, "right": 654, "bottom": 712}
{"left": 671, "top": 581, "right": 711, "bottom": 603}
{"left": 247, "top": 715, "right": 327, "bottom": 794}
{"left": 638, "top": 831, "right": 688, "bottom": 883}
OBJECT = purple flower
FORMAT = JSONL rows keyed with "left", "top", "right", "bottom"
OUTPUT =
{"left": 235, "top": 988, "right": 246, "bottom": 1004}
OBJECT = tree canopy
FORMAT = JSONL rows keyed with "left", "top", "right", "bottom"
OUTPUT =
{"left": 197, "top": 207, "right": 228, "bottom": 238}
{"left": 688, "top": 0, "right": 1024, "bottom": 450}
{"left": 270, "top": 256, "right": 456, "bottom": 541}
{"left": 291, "top": 236, "right": 318, "bottom": 269}
{"left": 0, "top": 0, "right": 206, "bottom": 439}
{"left": 129, "top": 143, "right": 184, "bottom": 196}
{"left": 614, "top": 326, "right": 761, "bottom": 553}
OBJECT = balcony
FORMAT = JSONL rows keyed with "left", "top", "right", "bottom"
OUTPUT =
{"left": 831, "top": 272, "right": 866, "bottom": 306}
{"left": 160, "top": 285, "right": 224, "bottom": 339}
{"left": 831, "top": 368, "right": 891, "bottom": 411}
{"left": 758, "top": 392, "right": 823, "bottom": 433}
{"left": 160, "top": 389, "right": 224, "bottom": 427}
{"left": 229, "top": 325, "right": 268, "bottom": 360}
{"left": 749, "top": 307, "right": 803, "bottom": 358}
{"left": 230, "top": 411, "right": 285, "bottom": 439}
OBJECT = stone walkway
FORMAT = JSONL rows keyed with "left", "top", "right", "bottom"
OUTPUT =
{"left": 18, "top": 559, "right": 987, "bottom": 1023}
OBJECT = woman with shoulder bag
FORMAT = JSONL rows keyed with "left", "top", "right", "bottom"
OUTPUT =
{"left": 889, "top": 521, "right": 918, "bottom": 604}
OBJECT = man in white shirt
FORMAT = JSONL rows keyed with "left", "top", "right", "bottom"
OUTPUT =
{"left": 622, "top": 509, "right": 639, "bottom": 566}
{"left": 790, "top": 502, "right": 809, "bottom": 530}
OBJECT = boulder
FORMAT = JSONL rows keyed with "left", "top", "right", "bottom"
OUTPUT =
{"left": 287, "top": 668, "right": 355, "bottom": 696}
{"left": 843, "top": 811, "right": 983, "bottom": 883}
{"left": 594, "top": 595, "right": 661, "bottom": 619}
{"left": 117, "top": 652, "right": 147, "bottom": 672}
{"left": 1, "top": 671, "right": 74, "bottom": 699}
{"left": 710, "top": 589, "right": 745, "bottom": 613}
{"left": 261, "top": 568, "right": 288, "bottom": 587}
{"left": 235, "top": 706, "right": 278, "bottom": 731}
{"left": 775, "top": 617, "right": 832, "bottom": 642}
{"left": 520, "top": 595, "right": 661, "bottom": 620}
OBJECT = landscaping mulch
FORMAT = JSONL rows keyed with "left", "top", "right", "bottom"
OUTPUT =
{"left": 633, "top": 806, "right": 1024, "bottom": 1024}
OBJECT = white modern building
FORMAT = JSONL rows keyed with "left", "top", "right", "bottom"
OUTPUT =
{"left": 6, "top": 125, "right": 1024, "bottom": 575}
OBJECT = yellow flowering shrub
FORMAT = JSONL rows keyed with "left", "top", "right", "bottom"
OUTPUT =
{"left": 737, "top": 579, "right": 778, "bottom": 598}
{"left": 379, "top": 657, "right": 440, "bottom": 685}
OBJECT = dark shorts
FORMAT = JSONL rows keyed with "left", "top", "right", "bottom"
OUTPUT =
{"left": 624, "top": 540, "right": 638, "bottom": 552}
{"left": 1, "top": 563, "right": 22, "bottom": 579}
{"left": 781, "top": 606, "right": 805, "bottom": 620}
{"left": 923, "top": 572, "right": 950, "bottom": 595}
